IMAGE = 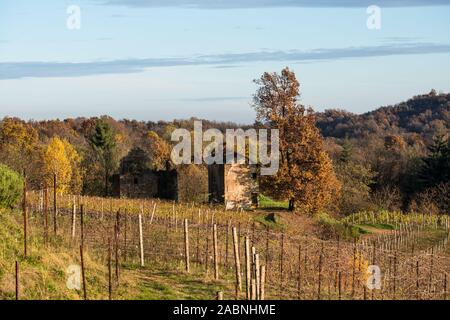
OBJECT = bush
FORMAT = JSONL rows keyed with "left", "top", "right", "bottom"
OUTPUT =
{"left": 177, "top": 165, "right": 208, "bottom": 203}
{"left": 408, "top": 182, "right": 449, "bottom": 215}
{"left": 0, "top": 164, "right": 23, "bottom": 208}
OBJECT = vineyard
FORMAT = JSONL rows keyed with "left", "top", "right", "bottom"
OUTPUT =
{"left": 1, "top": 1, "right": 449, "bottom": 308}
{"left": 1, "top": 186, "right": 448, "bottom": 300}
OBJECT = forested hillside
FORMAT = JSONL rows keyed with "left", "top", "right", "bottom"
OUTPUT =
{"left": 316, "top": 90, "right": 450, "bottom": 142}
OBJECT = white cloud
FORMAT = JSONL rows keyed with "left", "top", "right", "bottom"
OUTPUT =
{"left": 2, "top": 42, "right": 450, "bottom": 80}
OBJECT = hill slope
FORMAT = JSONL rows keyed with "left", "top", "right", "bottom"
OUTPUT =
{"left": 316, "top": 91, "right": 450, "bottom": 141}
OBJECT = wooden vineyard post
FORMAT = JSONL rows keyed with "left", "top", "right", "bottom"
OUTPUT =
{"left": 44, "top": 187, "right": 49, "bottom": 246}
{"left": 327, "top": 275, "right": 332, "bottom": 300}
{"left": 279, "top": 233, "right": 284, "bottom": 299}
{"left": 22, "top": 175, "right": 27, "bottom": 258}
{"left": 251, "top": 222, "right": 255, "bottom": 246}
{"left": 80, "top": 245, "right": 87, "bottom": 300}
{"left": 150, "top": 203, "right": 156, "bottom": 225}
{"left": 100, "top": 198, "right": 104, "bottom": 221}
{"left": 115, "top": 211, "right": 120, "bottom": 283}
{"left": 260, "top": 265, "right": 266, "bottom": 300}
{"left": 123, "top": 212, "right": 127, "bottom": 262}
{"left": 196, "top": 221, "right": 200, "bottom": 265}
{"left": 444, "top": 274, "right": 447, "bottom": 301}
{"left": 393, "top": 251, "right": 397, "bottom": 299}
{"left": 71, "top": 200, "right": 77, "bottom": 240}
{"left": 429, "top": 248, "right": 434, "bottom": 294}
{"left": 205, "top": 233, "right": 209, "bottom": 274}
{"left": 371, "top": 245, "right": 376, "bottom": 301}
{"left": 232, "top": 227, "right": 242, "bottom": 296}
{"left": 251, "top": 279, "right": 257, "bottom": 300}
{"left": 265, "top": 226, "right": 270, "bottom": 271}
{"left": 216, "top": 291, "right": 224, "bottom": 300}
{"left": 15, "top": 261, "right": 19, "bottom": 300}
{"left": 174, "top": 208, "right": 178, "bottom": 233}
{"left": 108, "top": 237, "right": 112, "bottom": 300}
{"left": 352, "top": 238, "right": 356, "bottom": 297}
{"left": 245, "top": 236, "right": 251, "bottom": 300}
{"left": 225, "top": 220, "right": 230, "bottom": 269}
{"left": 184, "top": 219, "right": 190, "bottom": 273}
{"left": 335, "top": 236, "right": 340, "bottom": 290}
{"left": 213, "top": 224, "right": 219, "bottom": 280}
{"left": 255, "top": 253, "right": 260, "bottom": 300}
{"left": 298, "top": 244, "right": 302, "bottom": 300}
{"left": 80, "top": 205, "right": 84, "bottom": 248}
{"left": 139, "top": 214, "right": 145, "bottom": 267}
{"left": 363, "top": 283, "right": 367, "bottom": 300}
{"left": 416, "top": 259, "right": 420, "bottom": 300}
{"left": 53, "top": 173, "right": 57, "bottom": 235}
{"left": 318, "top": 244, "right": 324, "bottom": 300}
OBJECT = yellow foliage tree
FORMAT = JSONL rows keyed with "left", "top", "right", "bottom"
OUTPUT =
{"left": 62, "top": 139, "right": 83, "bottom": 194}
{"left": 43, "top": 137, "right": 82, "bottom": 194}
{"left": 145, "top": 131, "right": 171, "bottom": 170}
{"left": 0, "top": 117, "right": 41, "bottom": 182}
{"left": 348, "top": 252, "right": 370, "bottom": 284}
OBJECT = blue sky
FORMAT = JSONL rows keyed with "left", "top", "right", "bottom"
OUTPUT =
{"left": 1, "top": 0, "right": 449, "bottom": 123}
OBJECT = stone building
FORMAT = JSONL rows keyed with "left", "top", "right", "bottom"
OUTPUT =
{"left": 113, "top": 148, "right": 258, "bottom": 208}
{"left": 112, "top": 148, "right": 178, "bottom": 200}
{"left": 208, "top": 162, "right": 259, "bottom": 210}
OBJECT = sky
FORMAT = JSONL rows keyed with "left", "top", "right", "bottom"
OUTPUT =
{"left": 0, "top": 0, "right": 450, "bottom": 123}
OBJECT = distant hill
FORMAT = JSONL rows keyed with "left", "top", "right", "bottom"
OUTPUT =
{"left": 315, "top": 91, "right": 450, "bottom": 142}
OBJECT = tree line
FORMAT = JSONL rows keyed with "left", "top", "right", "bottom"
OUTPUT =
{"left": 0, "top": 68, "right": 448, "bottom": 216}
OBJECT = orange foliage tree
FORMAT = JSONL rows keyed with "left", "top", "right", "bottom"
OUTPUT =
{"left": 253, "top": 68, "right": 341, "bottom": 213}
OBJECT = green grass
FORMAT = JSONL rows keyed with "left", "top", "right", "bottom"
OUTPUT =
{"left": 0, "top": 208, "right": 138, "bottom": 300}
{"left": 352, "top": 226, "right": 371, "bottom": 235}
{"left": 364, "top": 223, "right": 395, "bottom": 230}
{"left": 355, "top": 223, "right": 395, "bottom": 234}
{"left": 129, "top": 262, "right": 234, "bottom": 300}
{"left": 258, "top": 194, "right": 289, "bottom": 210}
{"left": 254, "top": 213, "right": 286, "bottom": 231}
{"left": 135, "top": 272, "right": 226, "bottom": 300}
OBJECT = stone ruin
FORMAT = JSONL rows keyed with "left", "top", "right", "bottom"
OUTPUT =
{"left": 113, "top": 147, "right": 259, "bottom": 209}
{"left": 112, "top": 148, "right": 178, "bottom": 200}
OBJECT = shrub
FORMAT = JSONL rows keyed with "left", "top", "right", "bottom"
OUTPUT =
{"left": 177, "top": 165, "right": 208, "bottom": 203}
{"left": 408, "top": 182, "right": 449, "bottom": 215}
{"left": 0, "top": 164, "right": 23, "bottom": 209}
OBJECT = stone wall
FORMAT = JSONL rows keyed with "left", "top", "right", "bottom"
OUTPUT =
{"left": 112, "top": 171, "right": 158, "bottom": 199}
{"left": 208, "top": 163, "right": 258, "bottom": 210}
{"left": 224, "top": 163, "right": 258, "bottom": 210}
{"left": 112, "top": 147, "right": 178, "bottom": 200}
{"left": 208, "top": 164, "right": 225, "bottom": 203}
